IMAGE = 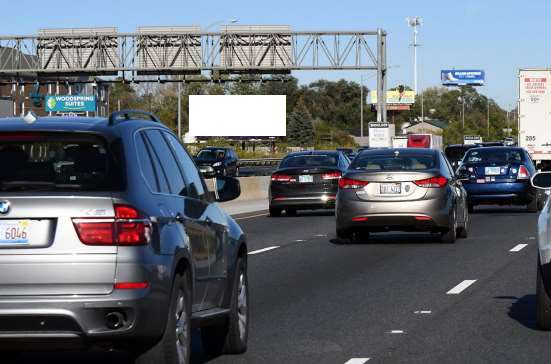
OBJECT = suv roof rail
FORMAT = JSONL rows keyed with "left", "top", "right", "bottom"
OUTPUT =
{"left": 108, "top": 109, "right": 160, "bottom": 125}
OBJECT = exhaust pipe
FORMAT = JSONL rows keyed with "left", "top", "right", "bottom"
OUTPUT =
{"left": 105, "top": 311, "right": 125, "bottom": 330}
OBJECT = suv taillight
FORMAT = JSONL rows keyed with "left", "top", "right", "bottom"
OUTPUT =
{"left": 73, "top": 204, "right": 151, "bottom": 246}
{"left": 414, "top": 176, "right": 448, "bottom": 188}
{"left": 338, "top": 177, "right": 369, "bottom": 189}
{"left": 321, "top": 171, "right": 342, "bottom": 180}
{"left": 517, "top": 165, "right": 530, "bottom": 179}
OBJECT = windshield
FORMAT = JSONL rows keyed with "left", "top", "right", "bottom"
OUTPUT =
{"left": 197, "top": 149, "right": 226, "bottom": 160}
{"left": 280, "top": 154, "right": 338, "bottom": 168}
{"left": 464, "top": 149, "right": 523, "bottom": 164}
{"left": 351, "top": 154, "right": 436, "bottom": 171}
{"left": 0, "top": 132, "right": 125, "bottom": 191}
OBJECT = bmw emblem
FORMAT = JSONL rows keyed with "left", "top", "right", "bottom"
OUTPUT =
{"left": 0, "top": 200, "right": 10, "bottom": 215}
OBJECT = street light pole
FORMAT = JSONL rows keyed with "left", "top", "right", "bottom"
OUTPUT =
{"left": 407, "top": 17, "right": 422, "bottom": 95}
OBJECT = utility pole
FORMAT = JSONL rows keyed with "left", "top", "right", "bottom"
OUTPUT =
{"left": 407, "top": 17, "right": 422, "bottom": 95}
{"left": 360, "top": 76, "right": 364, "bottom": 137}
{"left": 487, "top": 98, "right": 490, "bottom": 138}
{"left": 177, "top": 80, "right": 182, "bottom": 140}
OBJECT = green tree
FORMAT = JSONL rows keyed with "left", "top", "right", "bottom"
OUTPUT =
{"left": 287, "top": 98, "right": 314, "bottom": 146}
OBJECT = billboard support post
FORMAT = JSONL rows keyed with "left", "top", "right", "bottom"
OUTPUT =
{"left": 177, "top": 80, "right": 182, "bottom": 140}
{"left": 376, "top": 28, "right": 387, "bottom": 123}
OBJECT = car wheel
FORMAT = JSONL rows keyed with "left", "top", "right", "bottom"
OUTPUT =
{"left": 269, "top": 207, "right": 282, "bottom": 217}
{"left": 528, "top": 196, "right": 539, "bottom": 213}
{"left": 457, "top": 209, "right": 468, "bottom": 239}
{"left": 336, "top": 227, "right": 351, "bottom": 243}
{"left": 440, "top": 209, "right": 457, "bottom": 244}
{"left": 202, "top": 257, "right": 249, "bottom": 355}
{"left": 285, "top": 209, "right": 297, "bottom": 216}
{"left": 134, "top": 272, "right": 191, "bottom": 364}
{"left": 352, "top": 229, "right": 370, "bottom": 243}
{"left": 537, "top": 263, "right": 551, "bottom": 330}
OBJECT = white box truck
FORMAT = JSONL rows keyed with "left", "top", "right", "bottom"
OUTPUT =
{"left": 519, "top": 69, "right": 551, "bottom": 169}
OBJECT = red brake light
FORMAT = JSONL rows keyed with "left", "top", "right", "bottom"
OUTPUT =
{"left": 517, "top": 165, "right": 530, "bottom": 179}
{"left": 114, "top": 282, "right": 150, "bottom": 290}
{"left": 73, "top": 204, "right": 151, "bottom": 246}
{"left": 338, "top": 177, "right": 369, "bottom": 189}
{"left": 321, "top": 171, "right": 342, "bottom": 180}
{"left": 414, "top": 176, "right": 448, "bottom": 188}
{"left": 271, "top": 173, "right": 296, "bottom": 182}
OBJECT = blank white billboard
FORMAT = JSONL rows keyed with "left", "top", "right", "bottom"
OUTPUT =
{"left": 189, "top": 95, "right": 286, "bottom": 137}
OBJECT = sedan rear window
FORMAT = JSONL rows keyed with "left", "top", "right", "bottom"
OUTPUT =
{"left": 351, "top": 154, "right": 436, "bottom": 171}
{"left": 464, "top": 149, "right": 523, "bottom": 164}
{"left": 0, "top": 132, "right": 125, "bottom": 191}
{"left": 280, "top": 155, "right": 338, "bottom": 168}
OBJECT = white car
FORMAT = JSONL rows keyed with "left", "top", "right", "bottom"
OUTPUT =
{"left": 531, "top": 172, "right": 551, "bottom": 329}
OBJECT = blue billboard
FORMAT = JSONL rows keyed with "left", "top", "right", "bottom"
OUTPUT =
{"left": 441, "top": 70, "right": 485, "bottom": 86}
{"left": 45, "top": 95, "right": 96, "bottom": 113}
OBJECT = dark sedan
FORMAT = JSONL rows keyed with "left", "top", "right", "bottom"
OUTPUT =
{"left": 269, "top": 150, "right": 350, "bottom": 216}
{"left": 457, "top": 146, "right": 542, "bottom": 212}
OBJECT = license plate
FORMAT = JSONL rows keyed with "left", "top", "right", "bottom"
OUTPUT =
{"left": 299, "top": 175, "right": 313, "bottom": 183}
{"left": 0, "top": 220, "right": 30, "bottom": 244}
{"left": 485, "top": 166, "right": 501, "bottom": 175}
{"left": 476, "top": 178, "right": 486, "bottom": 184}
{"left": 380, "top": 183, "right": 401, "bottom": 194}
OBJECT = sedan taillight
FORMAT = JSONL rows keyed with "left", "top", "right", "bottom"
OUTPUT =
{"left": 517, "top": 165, "right": 530, "bottom": 179}
{"left": 271, "top": 173, "right": 296, "bottom": 182}
{"left": 414, "top": 176, "right": 448, "bottom": 188}
{"left": 321, "top": 171, "right": 342, "bottom": 180}
{"left": 73, "top": 204, "right": 151, "bottom": 246}
{"left": 338, "top": 177, "right": 369, "bottom": 189}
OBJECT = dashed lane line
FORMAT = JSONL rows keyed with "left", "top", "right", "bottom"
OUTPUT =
{"left": 344, "top": 358, "right": 370, "bottom": 364}
{"left": 446, "top": 280, "right": 477, "bottom": 295}
{"left": 510, "top": 243, "right": 528, "bottom": 252}
{"left": 248, "top": 246, "right": 280, "bottom": 255}
{"left": 234, "top": 213, "right": 268, "bottom": 221}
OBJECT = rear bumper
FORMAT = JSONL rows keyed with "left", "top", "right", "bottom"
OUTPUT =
{"left": 0, "top": 287, "right": 169, "bottom": 350}
{"left": 464, "top": 182, "right": 534, "bottom": 205}
{"left": 336, "top": 194, "right": 451, "bottom": 232}
{"left": 270, "top": 194, "right": 336, "bottom": 210}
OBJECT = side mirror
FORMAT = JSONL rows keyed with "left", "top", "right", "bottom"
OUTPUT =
{"left": 215, "top": 176, "right": 241, "bottom": 202}
{"left": 532, "top": 172, "right": 551, "bottom": 189}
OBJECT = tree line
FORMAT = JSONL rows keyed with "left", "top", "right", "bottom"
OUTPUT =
{"left": 109, "top": 76, "right": 515, "bottom": 146}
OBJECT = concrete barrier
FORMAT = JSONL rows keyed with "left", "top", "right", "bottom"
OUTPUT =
{"left": 206, "top": 176, "right": 270, "bottom": 201}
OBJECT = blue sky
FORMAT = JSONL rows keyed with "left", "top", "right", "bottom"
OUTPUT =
{"left": 4, "top": 0, "right": 550, "bottom": 109}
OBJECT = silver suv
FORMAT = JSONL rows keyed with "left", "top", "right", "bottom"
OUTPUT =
{"left": 0, "top": 110, "right": 248, "bottom": 363}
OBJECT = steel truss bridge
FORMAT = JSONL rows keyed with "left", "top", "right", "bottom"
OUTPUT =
{"left": 0, "top": 28, "right": 388, "bottom": 121}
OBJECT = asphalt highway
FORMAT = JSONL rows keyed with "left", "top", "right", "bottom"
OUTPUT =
{"left": 12, "top": 205, "right": 551, "bottom": 363}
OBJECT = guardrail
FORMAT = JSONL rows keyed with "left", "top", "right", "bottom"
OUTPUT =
{"left": 239, "top": 158, "right": 282, "bottom": 167}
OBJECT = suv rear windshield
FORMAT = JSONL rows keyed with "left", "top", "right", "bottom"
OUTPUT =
{"left": 351, "top": 154, "right": 436, "bottom": 171}
{"left": 464, "top": 149, "right": 524, "bottom": 164}
{"left": 0, "top": 132, "right": 125, "bottom": 191}
{"left": 280, "top": 154, "right": 338, "bottom": 168}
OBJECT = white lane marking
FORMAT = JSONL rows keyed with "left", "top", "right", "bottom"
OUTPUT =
{"left": 414, "top": 310, "right": 432, "bottom": 314}
{"left": 234, "top": 213, "right": 268, "bottom": 221}
{"left": 248, "top": 246, "right": 280, "bottom": 255}
{"left": 528, "top": 236, "right": 536, "bottom": 240}
{"left": 294, "top": 239, "right": 306, "bottom": 242}
{"left": 446, "top": 280, "right": 477, "bottom": 295}
{"left": 315, "top": 234, "right": 327, "bottom": 237}
{"left": 388, "top": 330, "right": 405, "bottom": 334}
{"left": 510, "top": 244, "right": 528, "bottom": 252}
{"left": 344, "top": 359, "right": 370, "bottom": 364}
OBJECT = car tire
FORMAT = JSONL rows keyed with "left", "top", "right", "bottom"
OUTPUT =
{"left": 440, "top": 209, "right": 457, "bottom": 244}
{"left": 202, "top": 257, "right": 249, "bottom": 355}
{"left": 269, "top": 207, "right": 282, "bottom": 217}
{"left": 537, "top": 263, "right": 551, "bottom": 330}
{"left": 528, "top": 196, "right": 539, "bottom": 213}
{"left": 134, "top": 272, "right": 191, "bottom": 364}
{"left": 336, "top": 227, "right": 351, "bottom": 243}
{"left": 457, "top": 210, "right": 468, "bottom": 239}
{"left": 352, "top": 229, "right": 370, "bottom": 243}
{"left": 285, "top": 209, "right": 297, "bottom": 216}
